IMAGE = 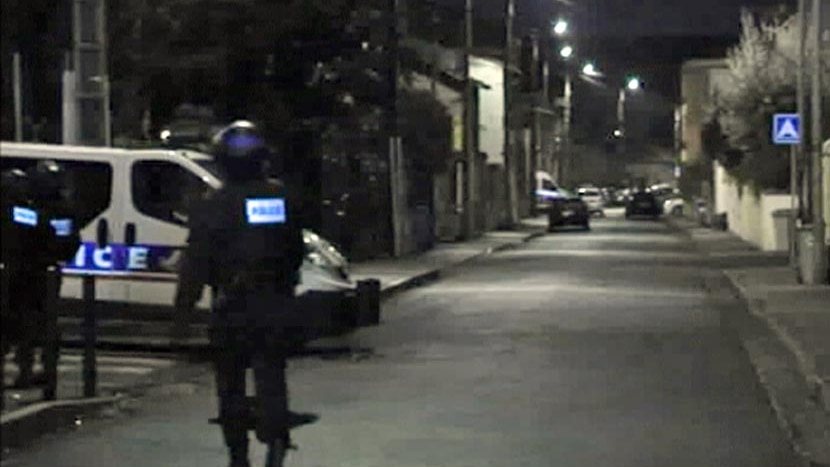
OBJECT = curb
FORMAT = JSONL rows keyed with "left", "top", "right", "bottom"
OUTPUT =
{"left": 669, "top": 216, "right": 830, "bottom": 466}
{"left": 377, "top": 230, "right": 545, "bottom": 303}
{"left": 724, "top": 271, "right": 829, "bottom": 415}
{"left": 1, "top": 394, "right": 126, "bottom": 452}
{"left": 720, "top": 272, "right": 830, "bottom": 467}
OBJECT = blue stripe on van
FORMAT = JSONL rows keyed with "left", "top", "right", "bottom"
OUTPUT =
{"left": 63, "top": 242, "right": 182, "bottom": 275}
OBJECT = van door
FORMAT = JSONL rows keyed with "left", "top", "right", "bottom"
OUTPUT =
{"left": 122, "top": 156, "right": 215, "bottom": 311}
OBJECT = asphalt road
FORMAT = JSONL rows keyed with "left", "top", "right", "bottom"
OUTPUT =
{"left": 4, "top": 211, "right": 798, "bottom": 467}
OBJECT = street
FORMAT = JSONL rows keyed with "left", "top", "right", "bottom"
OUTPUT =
{"left": 4, "top": 211, "right": 798, "bottom": 467}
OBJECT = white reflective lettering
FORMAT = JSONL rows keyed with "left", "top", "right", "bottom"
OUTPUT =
{"left": 128, "top": 247, "right": 149, "bottom": 270}
{"left": 93, "top": 246, "right": 113, "bottom": 269}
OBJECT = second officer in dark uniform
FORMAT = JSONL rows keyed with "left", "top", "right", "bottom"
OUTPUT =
{"left": 174, "top": 121, "right": 305, "bottom": 467}
{"left": 11, "top": 160, "right": 81, "bottom": 388}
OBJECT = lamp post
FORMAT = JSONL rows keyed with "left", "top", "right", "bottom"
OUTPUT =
{"left": 809, "top": 0, "right": 826, "bottom": 284}
{"left": 617, "top": 76, "right": 640, "bottom": 137}
{"left": 463, "top": 0, "right": 476, "bottom": 238}
{"left": 616, "top": 76, "right": 641, "bottom": 156}
{"left": 504, "top": 0, "right": 519, "bottom": 227}
{"left": 559, "top": 44, "right": 573, "bottom": 186}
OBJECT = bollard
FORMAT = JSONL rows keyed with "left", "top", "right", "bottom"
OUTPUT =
{"left": 82, "top": 275, "right": 97, "bottom": 398}
{"left": 1, "top": 263, "right": 7, "bottom": 412}
{"left": 42, "top": 266, "right": 60, "bottom": 401}
{"left": 357, "top": 279, "right": 381, "bottom": 327}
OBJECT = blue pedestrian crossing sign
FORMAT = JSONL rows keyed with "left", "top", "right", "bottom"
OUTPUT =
{"left": 772, "top": 114, "right": 801, "bottom": 145}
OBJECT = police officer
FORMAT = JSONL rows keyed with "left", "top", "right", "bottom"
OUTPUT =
{"left": 0, "top": 169, "right": 55, "bottom": 380}
{"left": 11, "top": 161, "right": 81, "bottom": 388}
{"left": 174, "top": 120, "right": 305, "bottom": 467}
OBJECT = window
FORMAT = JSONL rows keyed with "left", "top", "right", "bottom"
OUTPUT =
{"left": 131, "top": 160, "right": 212, "bottom": 226}
{"left": 1, "top": 157, "right": 112, "bottom": 230}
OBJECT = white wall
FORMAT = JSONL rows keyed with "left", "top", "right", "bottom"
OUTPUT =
{"left": 713, "top": 161, "right": 793, "bottom": 251}
{"left": 825, "top": 140, "right": 830, "bottom": 245}
{"left": 469, "top": 56, "right": 504, "bottom": 166}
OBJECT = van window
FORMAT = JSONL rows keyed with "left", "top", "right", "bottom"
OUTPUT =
{"left": 131, "top": 160, "right": 212, "bottom": 226}
{"left": 1, "top": 157, "right": 112, "bottom": 229}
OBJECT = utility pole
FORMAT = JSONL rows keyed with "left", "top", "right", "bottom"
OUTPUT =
{"left": 793, "top": 0, "right": 807, "bottom": 267}
{"left": 562, "top": 70, "right": 572, "bottom": 185}
{"left": 72, "top": 0, "right": 109, "bottom": 146}
{"left": 503, "top": 0, "right": 519, "bottom": 227}
{"left": 387, "top": 0, "right": 404, "bottom": 257}
{"left": 13, "top": 52, "right": 23, "bottom": 141}
{"left": 463, "top": 0, "right": 477, "bottom": 238}
{"left": 617, "top": 88, "right": 626, "bottom": 139}
{"left": 810, "top": 0, "right": 826, "bottom": 284}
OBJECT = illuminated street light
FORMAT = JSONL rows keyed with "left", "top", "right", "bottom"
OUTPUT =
{"left": 626, "top": 77, "right": 641, "bottom": 91}
{"left": 559, "top": 45, "right": 573, "bottom": 59}
{"left": 553, "top": 19, "right": 568, "bottom": 36}
{"left": 581, "top": 62, "right": 600, "bottom": 77}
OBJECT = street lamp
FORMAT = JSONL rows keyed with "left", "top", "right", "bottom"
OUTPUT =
{"left": 617, "top": 75, "right": 642, "bottom": 143}
{"left": 552, "top": 19, "right": 568, "bottom": 36}
{"left": 559, "top": 45, "right": 574, "bottom": 59}
{"left": 581, "top": 62, "right": 602, "bottom": 78}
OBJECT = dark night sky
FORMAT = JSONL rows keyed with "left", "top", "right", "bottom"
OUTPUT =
{"left": 458, "top": 0, "right": 797, "bottom": 38}
{"left": 432, "top": 0, "right": 797, "bottom": 145}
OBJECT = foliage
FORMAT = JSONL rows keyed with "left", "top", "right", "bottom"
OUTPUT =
{"left": 107, "top": 0, "right": 364, "bottom": 141}
{"left": 712, "top": 10, "right": 829, "bottom": 192}
{"left": 398, "top": 88, "right": 452, "bottom": 175}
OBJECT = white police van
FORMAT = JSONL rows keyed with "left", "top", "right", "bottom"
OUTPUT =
{"left": 0, "top": 142, "right": 355, "bottom": 321}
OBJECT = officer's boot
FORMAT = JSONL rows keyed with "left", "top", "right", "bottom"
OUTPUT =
{"left": 264, "top": 439, "right": 286, "bottom": 467}
{"left": 12, "top": 346, "right": 35, "bottom": 388}
{"left": 227, "top": 437, "right": 250, "bottom": 467}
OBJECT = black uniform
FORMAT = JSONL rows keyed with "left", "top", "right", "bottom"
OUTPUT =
{"left": 9, "top": 163, "right": 81, "bottom": 387}
{"left": 12, "top": 201, "right": 80, "bottom": 386}
{"left": 175, "top": 175, "right": 305, "bottom": 466}
{"left": 0, "top": 171, "right": 55, "bottom": 365}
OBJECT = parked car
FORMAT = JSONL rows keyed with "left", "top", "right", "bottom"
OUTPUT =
{"left": 663, "top": 196, "right": 685, "bottom": 216}
{"left": 577, "top": 186, "right": 605, "bottom": 216}
{"left": 300, "top": 229, "right": 354, "bottom": 294}
{"left": 625, "top": 191, "right": 663, "bottom": 219}
{"left": 547, "top": 188, "right": 590, "bottom": 231}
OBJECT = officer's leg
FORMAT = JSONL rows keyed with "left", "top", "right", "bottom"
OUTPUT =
{"left": 252, "top": 349, "right": 289, "bottom": 467}
{"left": 12, "top": 310, "right": 36, "bottom": 388}
{"left": 214, "top": 331, "right": 251, "bottom": 467}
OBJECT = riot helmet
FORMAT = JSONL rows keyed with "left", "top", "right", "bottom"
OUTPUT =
{"left": 26, "top": 159, "right": 68, "bottom": 204}
{"left": 1, "top": 168, "right": 32, "bottom": 208}
{"left": 210, "top": 120, "right": 270, "bottom": 182}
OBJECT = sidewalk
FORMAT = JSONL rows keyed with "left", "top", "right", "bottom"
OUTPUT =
{"left": 667, "top": 216, "right": 830, "bottom": 466}
{"left": 2, "top": 217, "right": 547, "bottom": 451}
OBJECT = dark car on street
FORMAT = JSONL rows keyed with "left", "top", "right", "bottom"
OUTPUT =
{"left": 625, "top": 191, "right": 663, "bottom": 219}
{"left": 547, "top": 188, "right": 590, "bottom": 231}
